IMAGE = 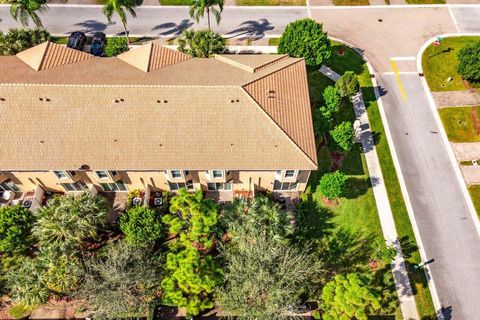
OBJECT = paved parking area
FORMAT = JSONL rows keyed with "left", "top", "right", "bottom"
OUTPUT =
{"left": 450, "top": 6, "right": 480, "bottom": 32}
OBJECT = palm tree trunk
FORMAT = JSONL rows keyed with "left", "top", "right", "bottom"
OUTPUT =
{"left": 207, "top": 7, "right": 211, "bottom": 31}
{"left": 122, "top": 21, "right": 130, "bottom": 45}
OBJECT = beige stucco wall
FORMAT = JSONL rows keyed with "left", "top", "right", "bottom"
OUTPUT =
{"left": 3, "top": 170, "right": 311, "bottom": 194}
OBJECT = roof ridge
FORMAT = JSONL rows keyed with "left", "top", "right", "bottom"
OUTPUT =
{"left": 37, "top": 41, "right": 50, "bottom": 71}
{"left": 146, "top": 42, "right": 154, "bottom": 72}
{"left": 241, "top": 86, "right": 317, "bottom": 168}
{"left": 241, "top": 58, "right": 304, "bottom": 87}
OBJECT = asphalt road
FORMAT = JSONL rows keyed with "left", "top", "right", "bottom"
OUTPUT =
{"left": 0, "top": 5, "right": 307, "bottom": 38}
{"left": 378, "top": 73, "right": 480, "bottom": 319}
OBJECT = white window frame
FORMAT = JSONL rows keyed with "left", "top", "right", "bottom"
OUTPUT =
{"left": 273, "top": 180, "right": 298, "bottom": 191}
{"left": 61, "top": 181, "right": 87, "bottom": 192}
{"left": 53, "top": 170, "right": 69, "bottom": 179}
{"left": 95, "top": 170, "right": 110, "bottom": 180}
{"left": 0, "top": 179, "right": 20, "bottom": 192}
{"left": 276, "top": 170, "right": 299, "bottom": 180}
{"left": 212, "top": 170, "right": 224, "bottom": 179}
{"left": 207, "top": 182, "right": 232, "bottom": 191}
{"left": 170, "top": 170, "right": 183, "bottom": 179}
{"left": 100, "top": 180, "right": 127, "bottom": 192}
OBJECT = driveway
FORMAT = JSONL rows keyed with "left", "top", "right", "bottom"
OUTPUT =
{"left": 377, "top": 73, "right": 480, "bottom": 319}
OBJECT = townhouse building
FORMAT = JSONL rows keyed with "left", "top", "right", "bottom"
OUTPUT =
{"left": 0, "top": 41, "right": 317, "bottom": 202}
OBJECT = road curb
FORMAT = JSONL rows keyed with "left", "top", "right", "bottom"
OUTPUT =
{"left": 330, "top": 36, "right": 444, "bottom": 319}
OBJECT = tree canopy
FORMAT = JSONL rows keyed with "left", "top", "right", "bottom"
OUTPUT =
{"left": 9, "top": 0, "right": 47, "bottom": 28}
{"left": 178, "top": 29, "right": 227, "bottom": 58}
{"left": 319, "top": 171, "right": 347, "bottom": 199}
{"left": 321, "top": 273, "right": 381, "bottom": 320}
{"left": 120, "top": 206, "right": 165, "bottom": 246}
{"left": 0, "top": 28, "right": 50, "bottom": 56}
{"left": 189, "top": 0, "right": 224, "bottom": 31}
{"left": 79, "top": 241, "right": 161, "bottom": 319}
{"left": 218, "top": 227, "right": 322, "bottom": 320}
{"left": 278, "top": 18, "right": 331, "bottom": 68}
{"left": 336, "top": 71, "right": 360, "bottom": 98}
{"left": 0, "top": 205, "right": 34, "bottom": 253}
{"left": 457, "top": 40, "right": 480, "bottom": 82}
{"left": 330, "top": 121, "right": 354, "bottom": 152}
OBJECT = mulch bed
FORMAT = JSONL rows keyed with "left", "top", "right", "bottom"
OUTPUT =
{"left": 321, "top": 196, "right": 339, "bottom": 207}
{"left": 471, "top": 107, "right": 480, "bottom": 135}
{"left": 330, "top": 151, "right": 344, "bottom": 171}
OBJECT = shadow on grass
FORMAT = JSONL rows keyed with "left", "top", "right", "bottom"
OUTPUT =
{"left": 339, "top": 144, "right": 365, "bottom": 176}
{"left": 344, "top": 177, "right": 371, "bottom": 199}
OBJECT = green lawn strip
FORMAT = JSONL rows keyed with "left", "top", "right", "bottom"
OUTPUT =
{"left": 468, "top": 185, "right": 480, "bottom": 220}
{"left": 268, "top": 38, "right": 280, "bottom": 46}
{"left": 326, "top": 41, "right": 436, "bottom": 318}
{"left": 438, "top": 106, "right": 480, "bottom": 142}
{"left": 159, "top": 0, "right": 191, "bottom": 5}
{"left": 422, "top": 36, "right": 480, "bottom": 92}
{"left": 406, "top": 0, "right": 445, "bottom": 3}
{"left": 235, "top": 0, "right": 306, "bottom": 5}
{"left": 332, "top": 0, "right": 369, "bottom": 5}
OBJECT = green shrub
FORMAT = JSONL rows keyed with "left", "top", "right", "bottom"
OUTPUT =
{"left": 120, "top": 206, "right": 165, "bottom": 246}
{"left": 278, "top": 18, "right": 331, "bottom": 68}
{"left": 104, "top": 37, "right": 129, "bottom": 57}
{"left": 319, "top": 171, "right": 347, "bottom": 199}
{"left": 6, "top": 257, "right": 49, "bottom": 307}
{"left": 0, "top": 205, "right": 34, "bottom": 253}
{"left": 0, "top": 28, "right": 50, "bottom": 55}
{"left": 336, "top": 71, "right": 360, "bottom": 97}
{"left": 178, "top": 29, "right": 227, "bottom": 58}
{"left": 322, "top": 86, "right": 341, "bottom": 116}
{"left": 457, "top": 40, "right": 480, "bottom": 82}
{"left": 8, "top": 303, "right": 32, "bottom": 319}
{"left": 330, "top": 121, "right": 354, "bottom": 152}
{"left": 321, "top": 273, "right": 381, "bottom": 320}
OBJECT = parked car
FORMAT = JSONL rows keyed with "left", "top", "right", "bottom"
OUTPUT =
{"left": 67, "top": 32, "right": 87, "bottom": 51}
{"left": 90, "top": 32, "right": 106, "bottom": 57}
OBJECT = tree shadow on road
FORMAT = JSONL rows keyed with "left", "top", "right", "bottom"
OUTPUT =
{"left": 151, "top": 19, "right": 193, "bottom": 36}
{"left": 225, "top": 19, "right": 274, "bottom": 40}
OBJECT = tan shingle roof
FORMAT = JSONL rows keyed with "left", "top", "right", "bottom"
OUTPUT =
{"left": 0, "top": 42, "right": 317, "bottom": 171}
{"left": 214, "top": 54, "right": 288, "bottom": 73}
{"left": 243, "top": 60, "right": 316, "bottom": 165}
{"left": 16, "top": 41, "right": 93, "bottom": 71}
{"left": 117, "top": 41, "right": 191, "bottom": 72}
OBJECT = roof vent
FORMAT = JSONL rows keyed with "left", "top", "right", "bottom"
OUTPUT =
{"left": 164, "top": 100, "right": 168, "bottom": 103}
{"left": 0, "top": 98, "right": 5, "bottom": 101}
{"left": 267, "top": 90, "right": 276, "bottom": 99}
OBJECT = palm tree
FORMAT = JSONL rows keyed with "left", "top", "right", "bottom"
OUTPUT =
{"left": 189, "top": 0, "right": 224, "bottom": 31}
{"left": 178, "top": 29, "right": 227, "bottom": 58}
{"left": 9, "top": 0, "right": 48, "bottom": 28}
{"left": 33, "top": 192, "right": 107, "bottom": 256}
{"left": 102, "top": 0, "right": 137, "bottom": 44}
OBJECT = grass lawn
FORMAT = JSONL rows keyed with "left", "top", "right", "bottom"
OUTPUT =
{"left": 468, "top": 185, "right": 480, "bottom": 220}
{"left": 324, "top": 41, "right": 437, "bottom": 319}
{"left": 438, "top": 106, "right": 480, "bottom": 142}
{"left": 332, "top": 0, "right": 369, "bottom": 5}
{"left": 422, "top": 36, "right": 480, "bottom": 92}
{"left": 236, "top": 0, "right": 306, "bottom": 5}
{"left": 159, "top": 0, "right": 191, "bottom": 5}
{"left": 406, "top": 0, "right": 445, "bottom": 3}
{"left": 268, "top": 38, "right": 280, "bottom": 46}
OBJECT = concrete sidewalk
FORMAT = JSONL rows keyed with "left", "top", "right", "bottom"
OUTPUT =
{"left": 320, "top": 65, "right": 419, "bottom": 320}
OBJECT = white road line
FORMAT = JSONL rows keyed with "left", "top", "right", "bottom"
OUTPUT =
{"left": 447, "top": 6, "right": 461, "bottom": 33}
{"left": 390, "top": 56, "right": 416, "bottom": 61}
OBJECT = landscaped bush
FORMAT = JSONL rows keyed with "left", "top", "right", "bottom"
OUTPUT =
{"left": 330, "top": 121, "right": 354, "bottom": 152}
{"left": 120, "top": 206, "right": 165, "bottom": 246}
{"left": 336, "top": 71, "right": 360, "bottom": 97}
{"left": 278, "top": 18, "right": 331, "bottom": 68}
{"left": 319, "top": 171, "right": 347, "bottom": 199}
{"left": 33, "top": 192, "right": 107, "bottom": 255}
{"left": 321, "top": 273, "right": 381, "bottom": 320}
{"left": 0, "top": 205, "right": 34, "bottom": 253}
{"left": 8, "top": 303, "right": 33, "bottom": 320}
{"left": 104, "top": 37, "right": 129, "bottom": 57}
{"left": 5, "top": 257, "right": 49, "bottom": 307}
{"left": 178, "top": 29, "right": 227, "bottom": 58}
{"left": 0, "top": 28, "right": 50, "bottom": 55}
{"left": 322, "top": 85, "right": 341, "bottom": 117}
{"left": 457, "top": 40, "right": 480, "bottom": 83}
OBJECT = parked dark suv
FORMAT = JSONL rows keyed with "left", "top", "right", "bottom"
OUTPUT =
{"left": 67, "top": 32, "right": 87, "bottom": 51}
{"left": 90, "top": 32, "right": 106, "bottom": 57}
